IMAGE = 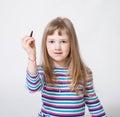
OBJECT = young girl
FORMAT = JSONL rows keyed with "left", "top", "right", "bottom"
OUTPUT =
{"left": 22, "top": 17, "right": 107, "bottom": 117}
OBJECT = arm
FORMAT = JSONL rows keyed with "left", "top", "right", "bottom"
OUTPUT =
{"left": 84, "top": 70, "right": 107, "bottom": 117}
{"left": 21, "top": 35, "right": 44, "bottom": 92}
{"left": 21, "top": 35, "right": 37, "bottom": 75}
{"left": 26, "top": 67, "right": 45, "bottom": 93}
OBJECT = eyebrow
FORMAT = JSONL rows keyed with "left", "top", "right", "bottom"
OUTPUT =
{"left": 47, "top": 38, "right": 68, "bottom": 41}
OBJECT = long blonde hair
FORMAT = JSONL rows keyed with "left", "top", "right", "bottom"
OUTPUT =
{"left": 41, "top": 17, "right": 88, "bottom": 94}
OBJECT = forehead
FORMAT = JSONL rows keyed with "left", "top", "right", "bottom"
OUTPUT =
{"left": 47, "top": 29, "right": 68, "bottom": 39}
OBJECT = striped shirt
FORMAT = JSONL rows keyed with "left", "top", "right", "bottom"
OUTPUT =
{"left": 26, "top": 67, "right": 107, "bottom": 117}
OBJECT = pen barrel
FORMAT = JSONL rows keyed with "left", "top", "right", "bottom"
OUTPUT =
{"left": 30, "top": 30, "right": 33, "bottom": 37}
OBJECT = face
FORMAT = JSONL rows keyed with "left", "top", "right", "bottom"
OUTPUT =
{"left": 46, "top": 30, "right": 70, "bottom": 68}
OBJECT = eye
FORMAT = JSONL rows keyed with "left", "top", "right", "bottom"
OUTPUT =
{"left": 61, "top": 40, "right": 67, "bottom": 43}
{"left": 49, "top": 41, "right": 54, "bottom": 43}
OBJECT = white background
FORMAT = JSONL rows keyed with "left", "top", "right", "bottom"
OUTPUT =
{"left": 0, "top": 0, "right": 120, "bottom": 117}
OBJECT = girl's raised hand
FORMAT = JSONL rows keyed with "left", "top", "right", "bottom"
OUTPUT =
{"left": 21, "top": 36, "right": 36, "bottom": 59}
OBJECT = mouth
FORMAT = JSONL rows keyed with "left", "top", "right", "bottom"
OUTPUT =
{"left": 54, "top": 52, "right": 62, "bottom": 55}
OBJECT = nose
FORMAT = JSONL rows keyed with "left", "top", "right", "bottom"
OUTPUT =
{"left": 55, "top": 42, "right": 61, "bottom": 50}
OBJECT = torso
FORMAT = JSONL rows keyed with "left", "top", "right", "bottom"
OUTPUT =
{"left": 39, "top": 68, "right": 86, "bottom": 116}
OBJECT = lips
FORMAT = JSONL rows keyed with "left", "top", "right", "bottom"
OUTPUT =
{"left": 54, "top": 52, "right": 62, "bottom": 54}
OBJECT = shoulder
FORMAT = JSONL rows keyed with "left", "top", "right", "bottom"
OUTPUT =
{"left": 86, "top": 67, "right": 92, "bottom": 75}
{"left": 37, "top": 65, "right": 44, "bottom": 70}
{"left": 37, "top": 65, "right": 45, "bottom": 75}
{"left": 86, "top": 67, "right": 93, "bottom": 82}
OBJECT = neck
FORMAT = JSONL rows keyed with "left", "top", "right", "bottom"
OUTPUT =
{"left": 53, "top": 61, "right": 67, "bottom": 68}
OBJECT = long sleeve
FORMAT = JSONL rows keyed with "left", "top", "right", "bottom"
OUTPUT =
{"left": 26, "top": 67, "right": 45, "bottom": 93}
{"left": 84, "top": 70, "right": 107, "bottom": 117}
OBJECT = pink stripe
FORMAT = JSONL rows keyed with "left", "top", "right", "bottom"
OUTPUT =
{"left": 85, "top": 99, "right": 99, "bottom": 104}
{"left": 89, "top": 105, "right": 103, "bottom": 111}
{"left": 86, "top": 85, "right": 93, "bottom": 90}
{"left": 55, "top": 73, "right": 69, "bottom": 77}
{"left": 42, "top": 93, "right": 83, "bottom": 100}
{"left": 54, "top": 80, "right": 71, "bottom": 84}
{"left": 26, "top": 78, "right": 40, "bottom": 85}
{"left": 92, "top": 112, "right": 105, "bottom": 117}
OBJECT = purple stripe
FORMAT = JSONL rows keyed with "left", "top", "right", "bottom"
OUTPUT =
{"left": 42, "top": 108, "right": 85, "bottom": 116}
{"left": 27, "top": 86, "right": 40, "bottom": 92}
{"left": 26, "top": 71, "right": 38, "bottom": 78}
{"left": 86, "top": 86, "right": 93, "bottom": 90}
{"left": 85, "top": 99, "right": 100, "bottom": 104}
{"left": 43, "top": 86, "right": 59, "bottom": 92}
{"left": 86, "top": 78, "right": 93, "bottom": 82}
{"left": 89, "top": 105, "right": 103, "bottom": 111}
{"left": 55, "top": 73, "right": 69, "bottom": 77}
{"left": 26, "top": 78, "right": 41, "bottom": 85}
{"left": 43, "top": 101, "right": 85, "bottom": 109}
{"left": 92, "top": 112, "right": 106, "bottom": 117}
{"left": 43, "top": 86, "right": 71, "bottom": 92}
{"left": 54, "top": 80, "right": 71, "bottom": 84}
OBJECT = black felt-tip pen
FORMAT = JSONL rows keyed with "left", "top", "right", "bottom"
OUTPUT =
{"left": 30, "top": 30, "right": 33, "bottom": 37}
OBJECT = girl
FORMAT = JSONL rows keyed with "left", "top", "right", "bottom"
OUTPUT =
{"left": 22, "top": 17, "right": 107, "bottom": 117}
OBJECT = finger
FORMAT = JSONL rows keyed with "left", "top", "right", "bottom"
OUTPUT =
{"left": 22, "top": 36, "right": 31, "bottom": 44}
{"left": 21, "top": 36, "right": 29, "bottom": 46}
{"left": 22, "top": 37, "right": 34, "bottom": 49}
{"left": 26, "top": 38, "right": 35, "bottom": 48}
{"left": 22, "top": 36, "right": 34, "bottom": 43}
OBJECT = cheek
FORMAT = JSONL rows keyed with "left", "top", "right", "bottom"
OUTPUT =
{"left": 65, "top": 45, "right": 70, "bottom": 54}
{"left": 46, "top": 44, "right": 53, "bottom": 54}
{"left": 47, "top": 45, "right": 53, "bottom": 51}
